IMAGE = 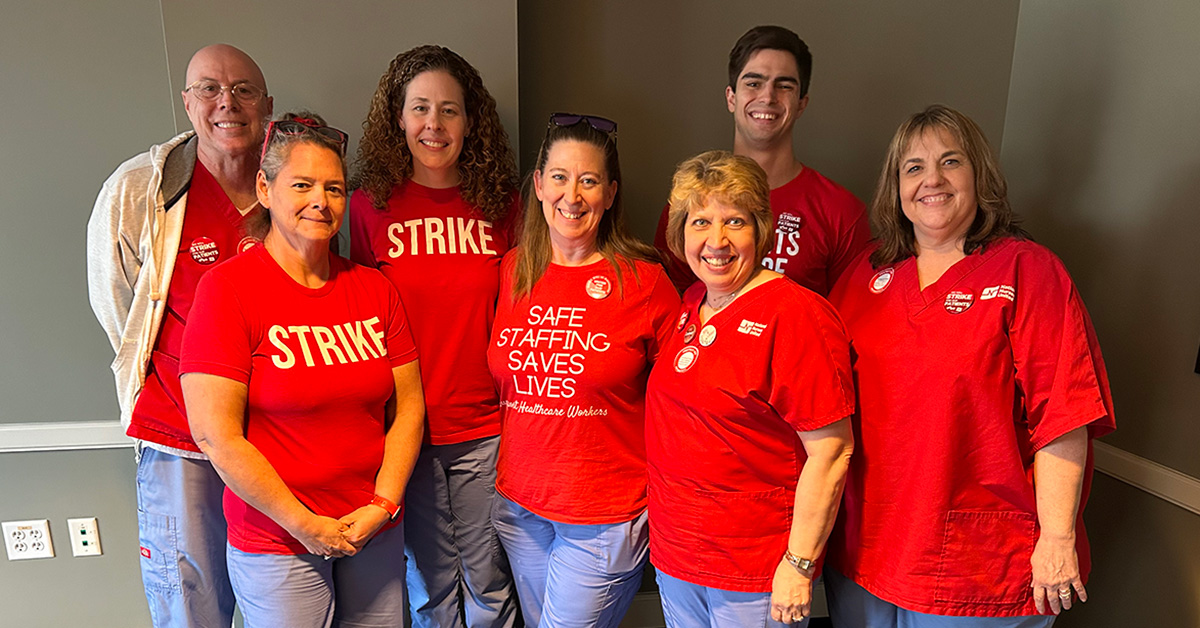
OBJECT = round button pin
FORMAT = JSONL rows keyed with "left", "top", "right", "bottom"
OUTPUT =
{"left": 698, "top": 325, "right": 717, "bottom": 347}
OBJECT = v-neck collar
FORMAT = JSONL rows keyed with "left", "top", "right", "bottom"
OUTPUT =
{"left": 694, "top": 276, "right": 787, "bottom": 327}
{"left": 898, "top": 239, "right": 1010, "bottom": 316}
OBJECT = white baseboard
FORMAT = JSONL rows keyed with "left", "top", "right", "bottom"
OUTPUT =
{"left": 0, "top": 421, "right": 131, "bottom": 453}
{"left": 1093, "top": 439, "right": 1200, "bottom": 516}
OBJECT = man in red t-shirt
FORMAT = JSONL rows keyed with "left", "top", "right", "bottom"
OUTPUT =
{"left": 86, "top": 44, "right": 273, "bottom": 628}
{"left": 654, "top": 25, "right": 870, "bottom": 297}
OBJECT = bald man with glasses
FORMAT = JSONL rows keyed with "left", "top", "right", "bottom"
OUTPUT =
{"left": 87, "top": 43, "right": 272, "bottom": 627}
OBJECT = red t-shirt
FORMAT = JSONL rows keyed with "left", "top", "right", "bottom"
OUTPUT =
{"left": 655, "top": 165, "right": 869, "bottom": 297}
{"left": 488, "top": 254, "right": 679, "bottom": 524}
{"left": 129, "top": 161, "right": 260, "bottom": 451}
{"left": 180, "top": 246, "right": 418, "bottom": 554}
{"left": 826, "top": 238, "right": 1115, "bottom": 617}
{"left": 645, "top": 278, "right": 855, "bottom": 592}
{"left": 349, "top": 181, "right": 516, "bottom": 445}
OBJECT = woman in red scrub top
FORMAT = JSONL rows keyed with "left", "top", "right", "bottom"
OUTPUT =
{"left": 349, "top": 45, "right": 519, "bottom": 628}
{"left": 488, "top": 113, "right": 679, "bottom": 628}
{"left": 825, "top": 105, "right": 1115, "bottom": 628}
{"left": 646, "top": 150, "right": 856, "bottom": 628}
{"left": 179, "top": 112, "right": 426, "bottom": 627}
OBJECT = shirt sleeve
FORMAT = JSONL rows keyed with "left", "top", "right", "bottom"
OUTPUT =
{"left": 382, "top": 279, "right": 419, "bottom": 368}
{"left": 348, "top": 190, "right": 379, "bottom": 268}
{"left": 180, "top": 270, "right": 253, "bottom": 384}
{"left": 85, "top": 162, "right": 145, "bottom": 353}
{"left": 825, "top": 195, "right": 871, "bottom": 293}
{"left": 643, "top": 267, "right": 682, "bottom": 365}
{"left": 769, "top": 290, "right": 856, "bottom": 432}
{"left": 1010, "top": 249, "right": 1115, "bottom": 449}
{"left": 653, "top": 202, "right": 698, "bottom": 294}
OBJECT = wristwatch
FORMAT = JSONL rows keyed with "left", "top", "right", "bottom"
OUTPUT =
{"left": 369, "top": 494, "right": 401, "bottom": 521}
{"left": 783, "top": 549, "right": 815, "bottom": 575}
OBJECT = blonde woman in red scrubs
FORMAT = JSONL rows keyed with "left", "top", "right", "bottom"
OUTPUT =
{"left": 647, "top": 150, "right": 855, "bottom": 627}
{"left": 825, "top": 105, "right": 1115, "bottom": 627}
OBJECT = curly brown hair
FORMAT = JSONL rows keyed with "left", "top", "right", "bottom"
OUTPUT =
{"left": 351, "top": 45, "right": 517, "bottom": 220}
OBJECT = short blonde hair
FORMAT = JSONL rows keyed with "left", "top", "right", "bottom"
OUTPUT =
{"left": 666, "top": 150, "right": 773, "bottom": 264}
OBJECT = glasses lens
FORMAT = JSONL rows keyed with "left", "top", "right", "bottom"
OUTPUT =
{"left": 549, "top": 113, "right": 584, "bottom": 127}
{"left": 190, "top": 80, "right": 222, "bottom": 100}
{"left": 584, "top": 116, "right": 617, "bottom": 134}
{"left": 548, "top": 112, "right": 617, "bottom": 136}
{"left": 230, "top": 83, "right": 264, "bottom": 104}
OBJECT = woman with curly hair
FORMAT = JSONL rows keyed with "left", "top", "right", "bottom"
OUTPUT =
{"left": 349, "top": 45, "right": 519, "bottom": 628}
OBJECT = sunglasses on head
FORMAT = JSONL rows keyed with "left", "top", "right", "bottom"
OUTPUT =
{"left": 260, "top": 118, "right": 349, "bottom": 163}
{"left": 547, "top": 112, "right": 618, "bottom": 137}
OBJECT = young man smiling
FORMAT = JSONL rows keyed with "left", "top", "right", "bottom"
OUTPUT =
{"left": 656, "top": 25, "right": 869, "bottom": 297}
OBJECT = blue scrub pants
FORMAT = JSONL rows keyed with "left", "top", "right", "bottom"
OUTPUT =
{"left": 492, "top": 496, "right": 648, "bottom": 628}
{"left": 403, "top": 435, "right": 516, "bottom": 627}
{"left": 824, "top": 567, "right": 1056, "bottom": 628}
{"left": 226, "top": 522, "right": 407, "bottom": 628}
{"left": 135, "top": 446, "right": 235, "bottom": 628}
{"left": 656, "top": 569, "right": 806, "bottom": 628}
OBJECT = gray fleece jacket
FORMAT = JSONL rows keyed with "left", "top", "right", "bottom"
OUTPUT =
{"left": 86, "top": 131, "right": 200, "bottom": 456}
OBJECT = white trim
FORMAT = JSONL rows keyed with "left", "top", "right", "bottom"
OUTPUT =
{"left": 0, "top": 421, "right": 132, "bottom": 453}
{"left": 1094, "top": 440, "right": 1200, "bottom": 516}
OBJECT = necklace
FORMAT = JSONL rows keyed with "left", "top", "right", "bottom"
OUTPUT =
{"left": 705, "top": 287, "right": 741, "bottom": 312}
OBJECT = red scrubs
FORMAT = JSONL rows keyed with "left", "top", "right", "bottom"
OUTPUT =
{"left": 646, "top": 278, "right": 855, "bottom": 592}
{"left": 827, "top": 238, "right": 1115, "bottom": 617}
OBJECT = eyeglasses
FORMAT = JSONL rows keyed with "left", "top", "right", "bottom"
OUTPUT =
{"left": 548, "top": 112, "right": 618, "bottom": 137}
{"left": 184, "top": 79, "right": 267, "bottom": 105}
{"left": 260, "top": 118, "right": 349, "bottom": 163}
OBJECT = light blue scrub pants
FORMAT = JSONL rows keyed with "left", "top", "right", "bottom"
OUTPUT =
{"left": 226, "top": 522, "right": 407, "bottom": 628}
{"left": 403, "top": 436, "right": 517, "bottom": 627}
{"left": 824, "top": 567, "right": 1056, "bottom": 628}
{"left": 656, "top": 569, "right": 806, "bottom": 628}
{"left": 492, "top": 496, "right": 649, "bottom": 628}
{"left": 135, "top": 446, "right": 236, "bottom": 628}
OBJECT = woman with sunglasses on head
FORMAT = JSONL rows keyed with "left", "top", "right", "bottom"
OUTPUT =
{"left": 180, "top": 112, "right": 425, "bottom": 628}
{"left": 487, "top": 113, "right": 680, "bottom": 628}
{"left": 349, "top": 45, "right": 520, "bottom": 628}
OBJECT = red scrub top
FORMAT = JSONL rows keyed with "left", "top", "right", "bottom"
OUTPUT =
{"left": 490, "top": 254, "right": 679, "bottom": 524}
{"left": 646, "top": 277, "right": 854, "bottom": 592}
{"left": 826, "top": 238, "right": 1115, "bottom": 617}
{"left": 129, "top": 161, "right": 258, "bottom": 451}
{"left": 181, "top": 247, "right": 418, "bottom": 554}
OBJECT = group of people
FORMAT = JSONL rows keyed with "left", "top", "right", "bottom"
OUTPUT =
{"left": 86, "top": 23, "right": 1113, "bottom": 628}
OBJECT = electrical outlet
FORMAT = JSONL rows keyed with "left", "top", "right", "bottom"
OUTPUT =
{"left": 67, "top": 517, "right": 102, "bottom": 557}
{"left": 3, "top": 520, "right": 55, "bottom": 560}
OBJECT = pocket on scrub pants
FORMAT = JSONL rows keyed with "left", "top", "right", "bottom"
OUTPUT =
{"left": 137, "top": 509, "right": 183, "bottom": 593}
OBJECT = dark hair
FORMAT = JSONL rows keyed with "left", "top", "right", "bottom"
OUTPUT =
{"left": 513, "top": 116, "right": 658, "bottom": 298}
{"left": 666, "top": 150, "right": 774, "bottom": 265}
{"left": 728, "top": 25, "right": 813, "bottom": 98}
{"left": 352, "top": 45, "right": 517, "bottom": 220}
{"left": 870, "top": 104, "right": 1028, "bottom": 267}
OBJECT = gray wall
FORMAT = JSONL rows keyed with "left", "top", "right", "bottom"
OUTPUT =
{"left": 3, "top": 0, "right": 1199, "bottom": 626}
{"left": 517, "top": 0, "right": 1021, "bottom": 239}
{"left": 1001, "top": 2, "right": 1200, "bottom": 625}
{"left": 0, "top": 1, "right": 518, "bottom": 625}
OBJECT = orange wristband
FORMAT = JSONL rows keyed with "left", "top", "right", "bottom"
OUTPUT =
{"left": 369, "top": 494, "right": 401, "bottom": 520}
